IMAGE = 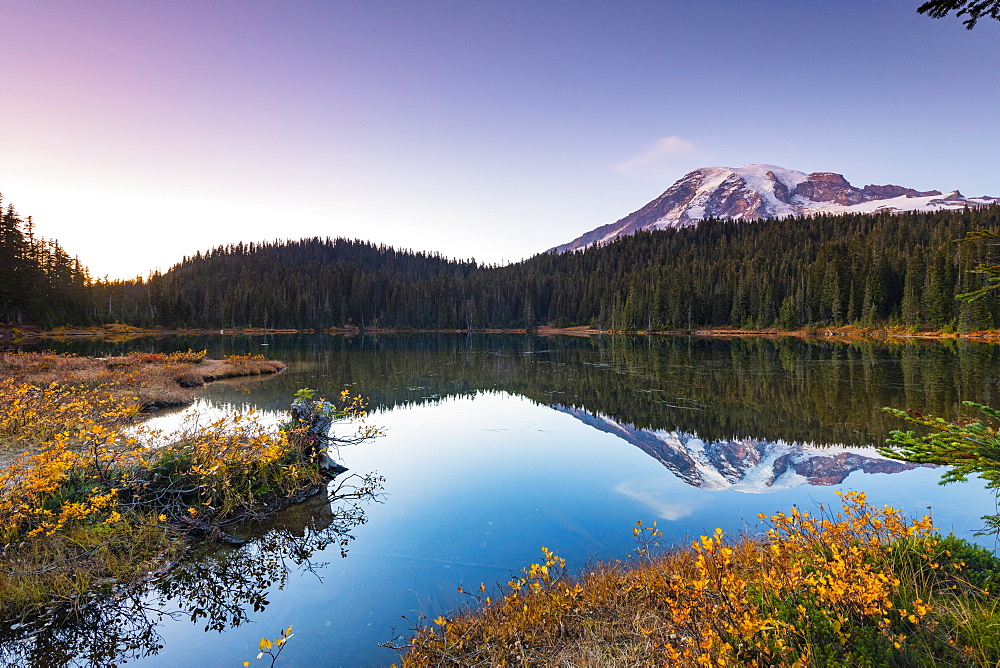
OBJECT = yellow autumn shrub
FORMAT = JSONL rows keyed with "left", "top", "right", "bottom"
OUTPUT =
{"left": 405, "top": 492, "right": 997, "bottom": 666}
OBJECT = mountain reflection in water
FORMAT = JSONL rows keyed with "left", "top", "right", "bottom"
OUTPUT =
{"left": 556, "top": 406, "right": 920, "bottom": 493}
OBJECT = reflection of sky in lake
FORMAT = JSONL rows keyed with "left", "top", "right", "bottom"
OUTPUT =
{"left": 133, "top": 390, "right": 995, "bottom": 667}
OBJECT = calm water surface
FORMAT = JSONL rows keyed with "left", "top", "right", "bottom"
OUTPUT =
{"left": 2, "top": 334, "right": 997, "bottom": 666}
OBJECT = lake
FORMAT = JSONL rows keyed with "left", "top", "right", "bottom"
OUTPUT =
{"left": 2, "top": 333, "right": 997, "bottom": 666}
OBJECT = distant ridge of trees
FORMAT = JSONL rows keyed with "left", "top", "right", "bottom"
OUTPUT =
{"left": 3, "top": 192, "right": 1000, "bottom": 332}
{"left": 104, "top": 237, "right": 480, "bottom": 329}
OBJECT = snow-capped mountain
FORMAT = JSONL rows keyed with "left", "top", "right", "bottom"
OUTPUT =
{"left": 551, "top": 164, "right": 999, "bottom": 254}
{"left": 555, "top": 406, "right": 921, "bottom": 494}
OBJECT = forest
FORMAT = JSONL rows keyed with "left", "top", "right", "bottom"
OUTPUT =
{"left": 2, "top": 192, "right": 1000, "bottom": 332}
{"left": 0, "top": 196, "right": 92, "bottom": 325}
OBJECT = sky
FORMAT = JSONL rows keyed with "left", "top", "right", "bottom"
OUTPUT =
{"left": 0, "top": 0, "right": 998, "bottom": 279}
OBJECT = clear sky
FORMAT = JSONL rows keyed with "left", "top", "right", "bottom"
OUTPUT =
{"left": 0, "top": 0, "right": 997, "bottom": 279}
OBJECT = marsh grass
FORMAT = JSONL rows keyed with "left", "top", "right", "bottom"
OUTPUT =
{"left": 0, "top": 521, "right": 183, "bottom": 623}
{"left": 0, "top": 350, "right": 285, "bottom": 417}
{"left": 404, "top": 492, "right": 1000, "bottom": 666}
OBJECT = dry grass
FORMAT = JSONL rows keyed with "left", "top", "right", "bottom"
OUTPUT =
{"left": 0, "top": 521, "right": 183, "bottom": 622}
{"left": 0, "top": 350, "right": 285, "bottom": 414}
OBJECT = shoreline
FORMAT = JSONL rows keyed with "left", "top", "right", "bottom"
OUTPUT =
{"left": 4, "top": 323, "right": 1000, "bottom": 344}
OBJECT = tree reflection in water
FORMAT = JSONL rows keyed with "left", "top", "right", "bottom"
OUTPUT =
{"left": 0, "top": 472, "right": 382, "bottom": 667}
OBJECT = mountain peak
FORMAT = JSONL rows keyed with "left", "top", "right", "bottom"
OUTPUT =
{"left": 550, "top": 165, "right": 999, "bottom": 254}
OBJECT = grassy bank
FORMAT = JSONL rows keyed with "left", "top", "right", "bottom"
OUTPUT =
{"left": 0, "top": 351, "right": 362, "bottom": 626}
{"left": 405, "top": 493, "right": 1000, "bottom": 666}
{"left": 0, "top": 349, "right": 285, "bottom": 412}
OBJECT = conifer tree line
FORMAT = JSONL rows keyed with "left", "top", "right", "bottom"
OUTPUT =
{"left": 0, "top": 194, "right": 91, "bottom": 325}
{"left": 3, "top": 192, "right": 1000, "bottom": 332}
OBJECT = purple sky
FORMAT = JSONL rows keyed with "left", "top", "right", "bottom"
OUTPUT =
{"left": 0, "top": 0, "right": 997, "bottom": 278}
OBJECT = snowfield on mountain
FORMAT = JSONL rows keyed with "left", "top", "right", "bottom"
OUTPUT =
{"left": 551, "top": 164, "right": 1000, "bottom": 253}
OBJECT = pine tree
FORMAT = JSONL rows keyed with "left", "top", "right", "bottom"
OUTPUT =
{"left": 901, "top": 246, "right": 925, "bottom": 327}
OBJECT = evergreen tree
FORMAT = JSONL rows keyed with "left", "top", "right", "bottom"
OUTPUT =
{"left": 901, "top": 246, "right": 925, "bottom": 327}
